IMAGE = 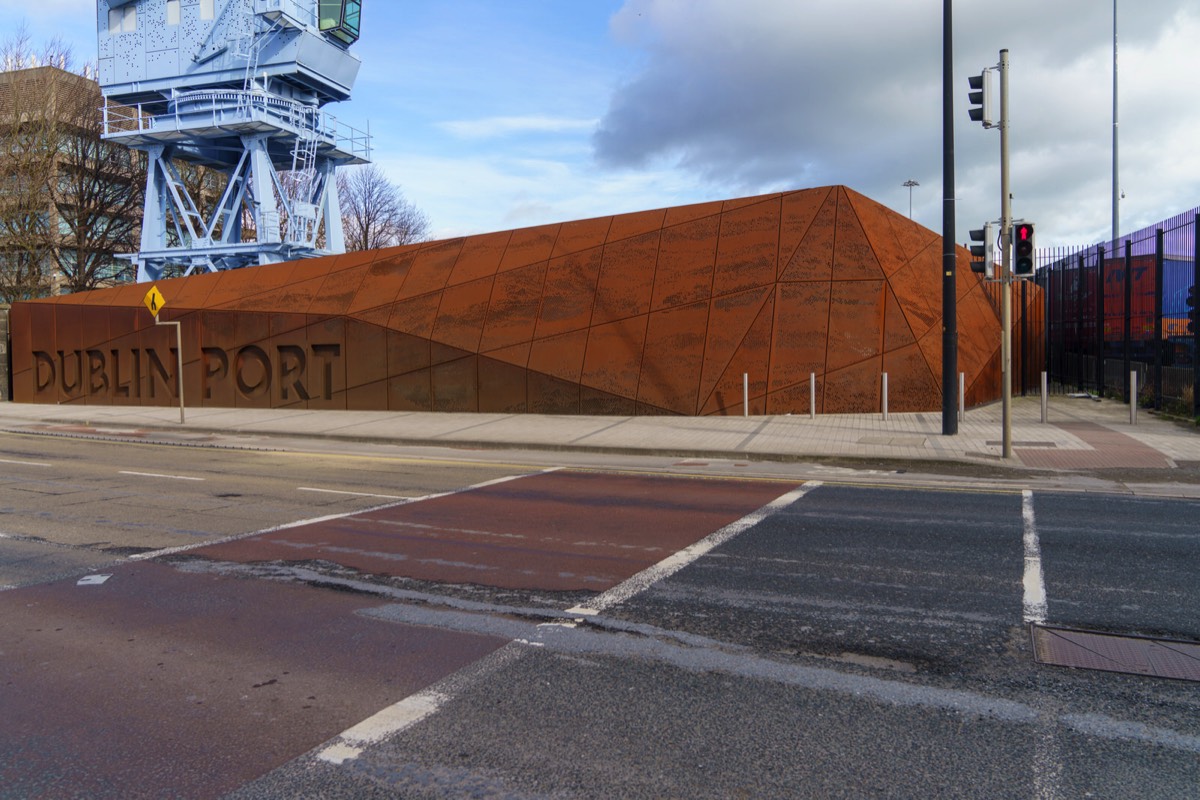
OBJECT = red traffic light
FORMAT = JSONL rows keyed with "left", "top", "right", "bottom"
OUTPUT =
{"left": 1012, "top": 222, "right": 1035, "bottom": 277}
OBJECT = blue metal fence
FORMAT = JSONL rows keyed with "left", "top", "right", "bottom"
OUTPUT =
{"left": 1037, "top": 209, "right": 1199, "bottom": 417}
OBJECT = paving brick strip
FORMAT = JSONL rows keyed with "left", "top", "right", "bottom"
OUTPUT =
{"left": 2, "top": 395, "right": 1198, "bottom": 474}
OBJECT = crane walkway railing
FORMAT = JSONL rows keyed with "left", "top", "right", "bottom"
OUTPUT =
{"left": 100, "top": 91, "right": 371, "bottom": 162}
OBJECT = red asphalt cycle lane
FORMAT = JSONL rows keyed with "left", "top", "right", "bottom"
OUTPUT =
{"left": 0, "top": 471, "right": 801, "bottom": 798}
{"left": 196, "top": 470, "right": 799, "bottom": 591}
{"left": 0, "top": 561, "right": 509, "bottom": 799}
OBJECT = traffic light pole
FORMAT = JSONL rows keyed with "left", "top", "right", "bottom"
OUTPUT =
{"left": 999, "top": 49, "right": 1013, "bottom": 458}
{"left": 942, "top": 0, "right": 959, "bottom": 436}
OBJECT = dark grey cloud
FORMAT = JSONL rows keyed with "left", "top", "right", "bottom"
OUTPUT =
{"left": 594, "top": 0, "right": 1200, "bottom": 246}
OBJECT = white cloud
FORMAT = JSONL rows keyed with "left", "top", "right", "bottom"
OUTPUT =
{"left": 374, "top": 150, "right": 714, "bottom": 241}
{"left": 438, "top": 115, "right": 599, "bottom": 140}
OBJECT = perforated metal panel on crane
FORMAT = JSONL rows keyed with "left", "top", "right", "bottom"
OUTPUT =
{"left": 97, "top": 0, "right": 371, "bottom": 283}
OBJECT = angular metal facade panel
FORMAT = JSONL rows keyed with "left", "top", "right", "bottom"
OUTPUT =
{"left": 10, "top": 186, "right": 1012, "bottom": 415}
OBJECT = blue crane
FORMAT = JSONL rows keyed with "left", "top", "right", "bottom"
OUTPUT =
{"left": 98, "top": 1, "right": 370, "bottom": 282}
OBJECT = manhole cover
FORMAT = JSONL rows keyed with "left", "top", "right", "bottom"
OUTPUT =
{"left": 1031, "top": 624, "right": 1200, "bottom": 682}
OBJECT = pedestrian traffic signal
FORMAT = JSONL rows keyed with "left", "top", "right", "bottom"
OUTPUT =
{"left": 1188, "top": 284, "right": 1197, "bottom": 335}
{"left": 968, "top": 71, "right": 994, "bottom": 128}
{"left": 970, "top": 223, "right": 994, "bottom": 279}
{"left": 1013, "top": 222, "right": 1035, "bottom": 277}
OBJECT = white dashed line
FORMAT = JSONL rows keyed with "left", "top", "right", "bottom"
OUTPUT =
{"left": 318, "top": 688, "right": 449, "bottom": 764}
{"left": 119, "top": 470, "right": 205, "bottom": 481}
{"left": 297, "top": 487, "right": 410, "bottom": 500}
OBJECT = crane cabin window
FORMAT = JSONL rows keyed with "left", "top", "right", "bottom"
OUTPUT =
{"left": 318, "top": 0, "right": 361, "bottom": 46}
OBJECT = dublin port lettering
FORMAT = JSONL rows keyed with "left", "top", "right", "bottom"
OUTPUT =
{"left": 33, "top": 344, "right": 342, "bottom": 403}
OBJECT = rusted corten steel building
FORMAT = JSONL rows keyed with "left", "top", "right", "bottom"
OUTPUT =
{"left": 9, "top": 185, "right": 1020, "bottom": 415}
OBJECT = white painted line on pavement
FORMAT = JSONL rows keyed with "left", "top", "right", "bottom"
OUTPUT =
{"left": 318, "top": 688, "right": 448, "bottom": 765}
{"left": 317, "top": 475, "right": 817, "bottom": 767}
{"left": 1022, "top": 489, "right": 1048, "bottom": 625}
{"left": 315, "top": 641, "right": 528, "bottom": 766}
{"left": 297, "top": 487, "right": 409, "bottom": 500}
{"left": 0, "top": 458, "right": 51, "bottom": 467}
{"left": 119, "top": 470, "right": 205, "bottom": 482}
{"left": 567, "top": 480, "right": 822, "bottom": 617}
{"left": 129, "top": 468, "right": 559, "bottom": 562}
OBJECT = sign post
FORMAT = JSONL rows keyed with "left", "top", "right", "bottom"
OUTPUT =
{"left": 143, "top": 285, "right": 184, "bottom": 424}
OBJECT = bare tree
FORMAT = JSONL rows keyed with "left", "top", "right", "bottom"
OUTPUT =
{"left": 337, "top": 164, "right": 430, "bottom": 252}
{"left": 1, "top": 30, "right": 146, "bottom": 297}
{"left": 48, "top": 72, "right": 144, "bottom": 293}
{"left": 0, "top": 96, "right": 55, "bottom": 302}
{"left": 0, "top": 31, "right": 65, "bottom": 301}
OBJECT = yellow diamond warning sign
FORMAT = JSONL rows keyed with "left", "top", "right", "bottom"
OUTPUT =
{"left": 143, "top": 285, "right": 166, "bottom": 317}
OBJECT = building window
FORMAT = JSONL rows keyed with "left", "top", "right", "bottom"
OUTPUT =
{"left": 108, "top": 6, "right": 136, "bottom": 34}
{"left": 166, "top": 0, "right": 180, "bottom": 25}
{"left": 200, "top": 0, "right": 215, "bottom": 20}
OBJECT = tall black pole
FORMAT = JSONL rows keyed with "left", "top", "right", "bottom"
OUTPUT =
{"left": 942, "top": 0, "right": 959, "bottom": 434}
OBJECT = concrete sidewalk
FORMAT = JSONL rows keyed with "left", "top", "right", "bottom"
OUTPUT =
{"left": 2, "top": 395, "right": 1198, "bottom": 473}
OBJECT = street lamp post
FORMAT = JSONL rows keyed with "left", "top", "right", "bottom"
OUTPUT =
{"left": 903, "top": 179, "right": 919, "bottom": 219}
{"left": 1113, "top": 0, "right": 1120, "bottom": 245}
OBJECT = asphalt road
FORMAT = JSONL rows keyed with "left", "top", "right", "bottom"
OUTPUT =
{"left": 1, "top": 429, "right": 1198, "bottom": 799}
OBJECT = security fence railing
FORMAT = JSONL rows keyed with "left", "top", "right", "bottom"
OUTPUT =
{"left": 980, "top": 277, "right": 1046, "bottom": 401}
{"left": 1035, "top": 208, "right": 1199, "bottom": 418}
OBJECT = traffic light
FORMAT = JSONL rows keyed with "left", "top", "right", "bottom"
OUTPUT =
{"left": 1013, "top": 222, "right": 1035, "bottom": 277}
{"left": 1188, "top": 284, "right": 1197, "bottom": 335}
{"left": 968, "top": 71, "right": 994, "bottom": 128}
{"left": 970, "top": 223, "right": 994, "bottom": 278}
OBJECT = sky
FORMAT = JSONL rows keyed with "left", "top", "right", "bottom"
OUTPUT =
{"left": 5, "top": 0, "right": 1199, "bottom": 249}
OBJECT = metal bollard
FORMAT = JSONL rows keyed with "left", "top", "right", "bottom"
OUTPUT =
{"left": 1130, "top": 371, "right": 1138, "bottom": 425}
{"left": 1041, "top": 371, "right": 1048, "bottom": 424}
{"left": 882, "top": 373, "right": 889, "bottom": 421}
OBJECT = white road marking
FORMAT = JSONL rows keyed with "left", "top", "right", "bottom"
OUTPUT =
{"left": 567, "top": 481, "right": 822, "bottom": 616}
{"left": 119, "top": 470, "right": 205, "bottom": 482}
{"left": 318, "top": 689, "right": 448, "bottom": 764}
{"left": 129, "top": 468, "right": 558, "bottom": 562}
{"left": 315, "top": 645, "right": 528, "bottom": 765}
{"left": 297, "top": 487, "right": 410, "bottom": 500}
{"left": 1033, "top": 722, "right": 1065, "bottom": 800}
{"left": 0, "top": 458, "right": 51, "bottom": 467}
{"left": 318, "top": 477, "right": 818, "bottom": 766}
{"left": 1023, "top": 489, "right": 1061, "bottom": 796}
{"left": 1022, "top": 489, "right": 1048, "bottom": 624}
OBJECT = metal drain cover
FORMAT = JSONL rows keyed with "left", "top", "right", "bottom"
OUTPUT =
{"left": 1031, "top": 625, "right": 1200, "bottom": 682}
